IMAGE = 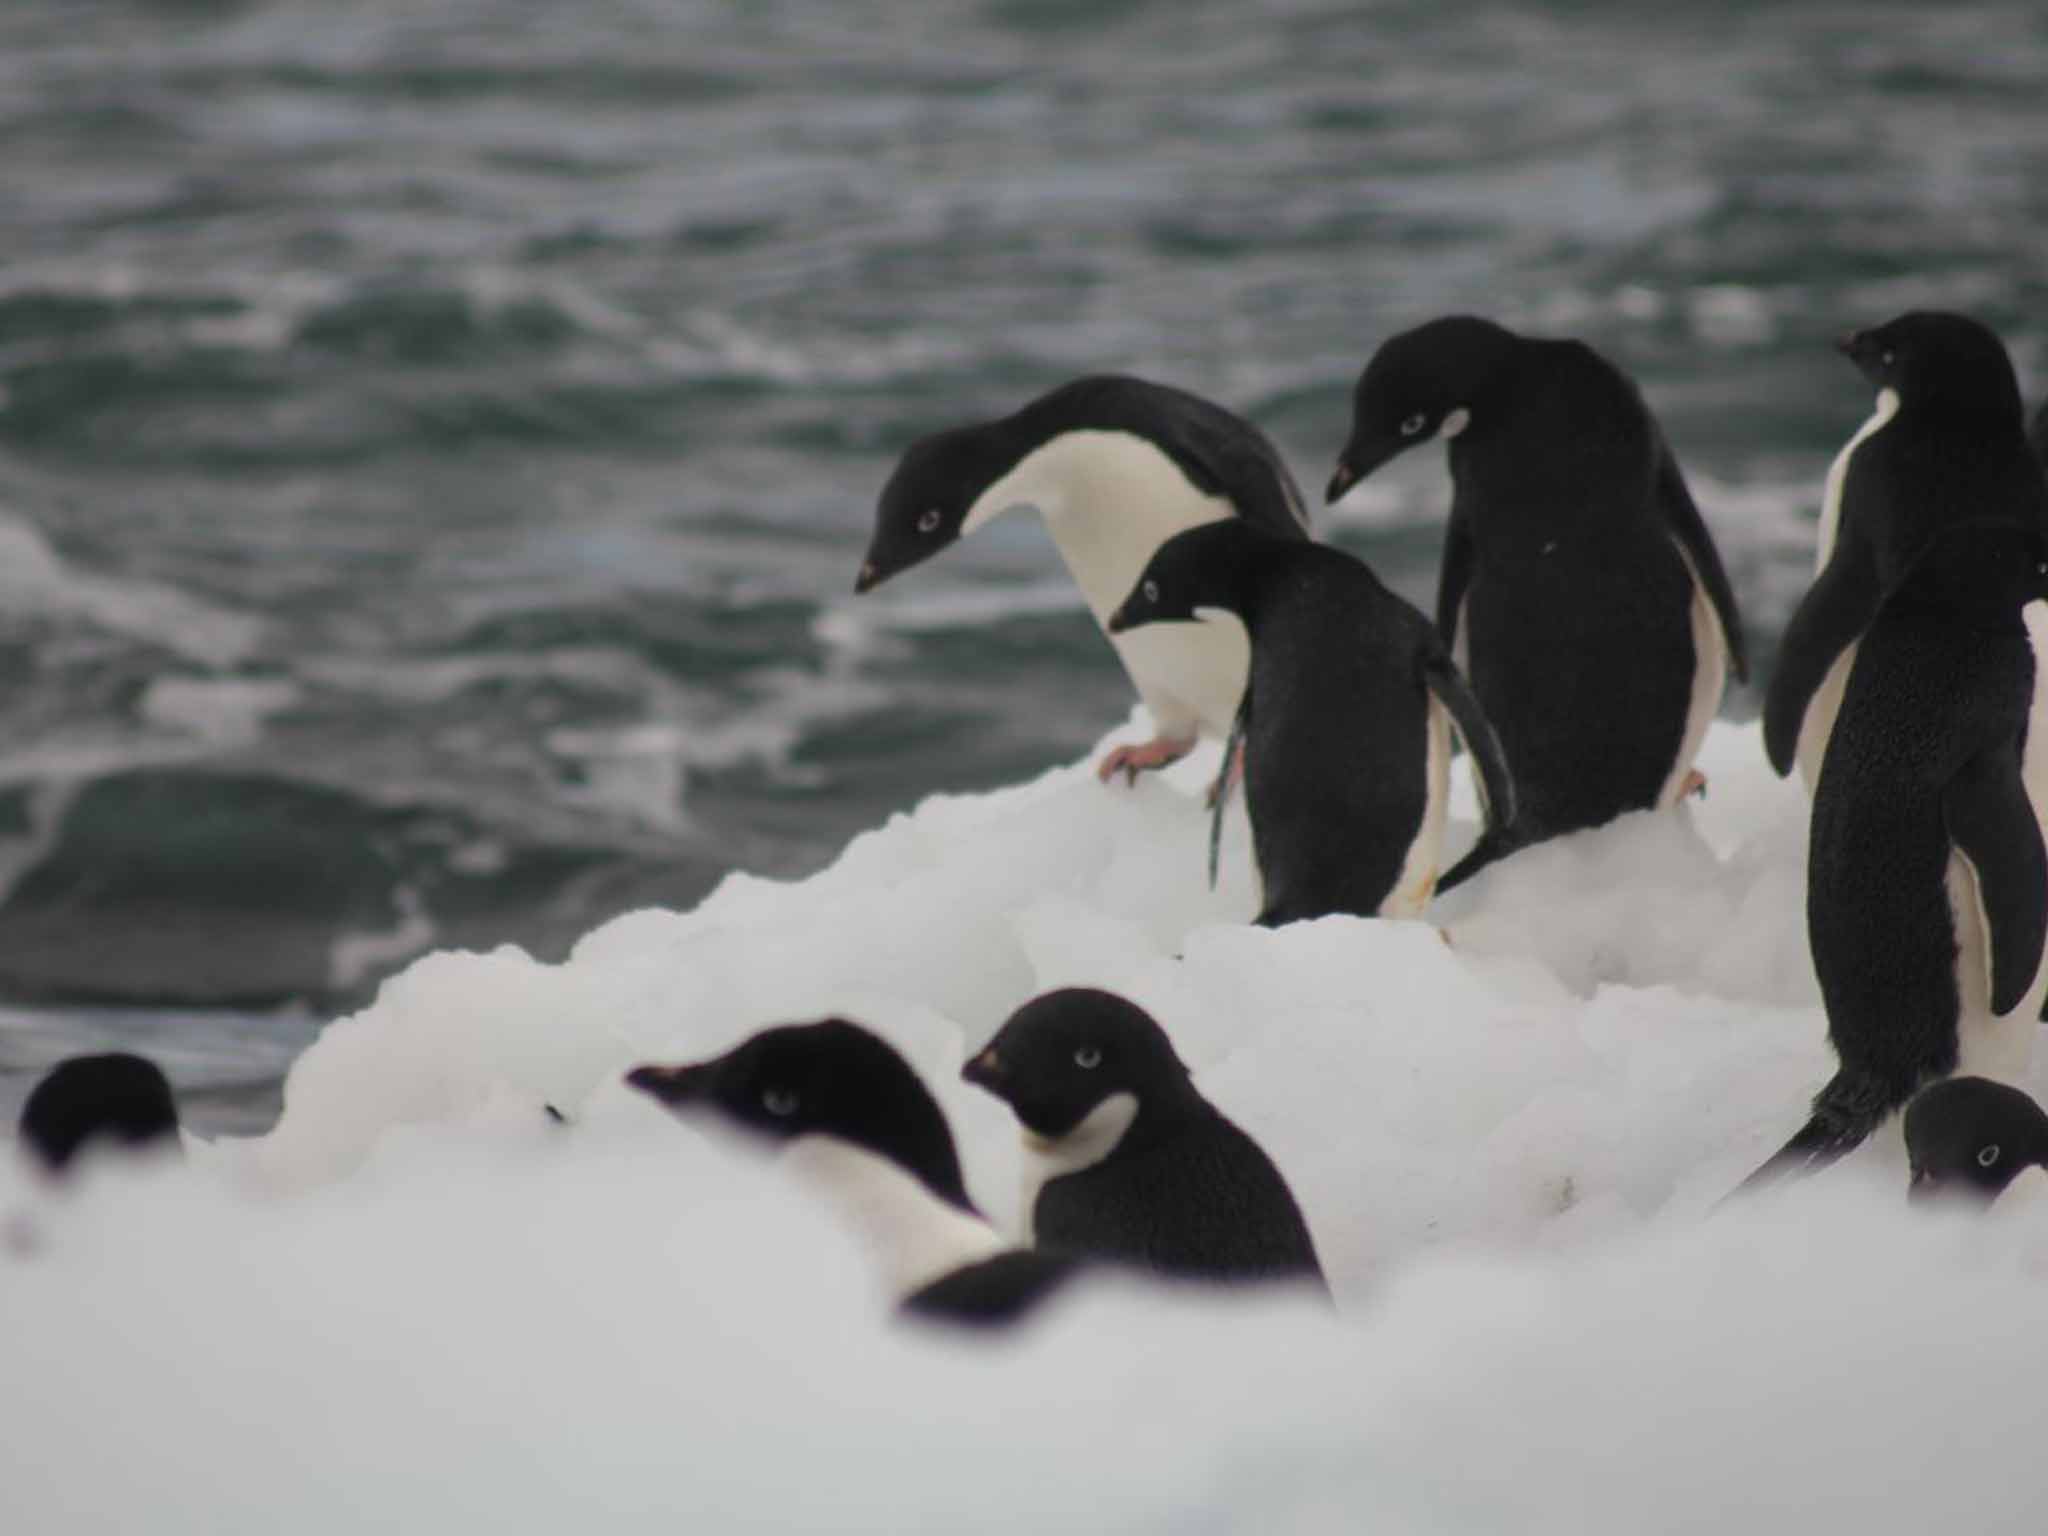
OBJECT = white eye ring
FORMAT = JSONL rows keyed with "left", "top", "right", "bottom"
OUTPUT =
{"left": 1978, "top": 1144, "right": 2001, "bottom": 1168}
{"left": 762, "top": 1087, "right": 799, "bottom": 1117}
{"left": 1142, "top": 580, "right": 1159, "bottom": 603}
{"left": 1880, "top": 349, "right": 1896, "bottom": 366}
{"left": 917, "top": 509, "right": 942, "bottom": 534}
{"left": 1073, "top": 1046, "right": 1101, "bottom": 1070}
{"left": 1399, "top": 412, "right": 1428, "bottom": 437}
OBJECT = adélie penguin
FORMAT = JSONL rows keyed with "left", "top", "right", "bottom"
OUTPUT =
{"left": 856, "top": 375, "right": 1312, "bottom": 787}
{"left": 1764, "top": 313, "right": 2048, "bottom": 791}
{"left": 962, "top": 988, "right": 1325, "bottom": 1290}
{"left": 1328, "top": 315, "right": 1746, "bottom": 888}
{"left": 1904, "top": 1076, "right": 2048, "bottom": 1208}
{"left": 626, "top": 1020, "right": 1080, "bottom": 1328}
{"left": 1107, "top": 519, "right": 1515, "bottom": 921}
{"left": 1742, "top": 519, "right": 2048, "bottom": 1189}
{"left": 17, "top": 1052, "right": 182, "bottom": 1177}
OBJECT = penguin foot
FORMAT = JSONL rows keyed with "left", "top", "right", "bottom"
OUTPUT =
{"left": 1681, "top": 769, "right": 1708, "bottom": 800}
{"left": 1203, "top": 741, "right": 1247, "bottom": 810}
{"left": 1097, "top": 733, "right": 1196, "bottom": 786}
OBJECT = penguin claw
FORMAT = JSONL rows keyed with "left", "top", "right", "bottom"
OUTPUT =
{"left": 1203, "top": 741, "right": 1247, "bottom": 810}
{"left": 1096, "top": 735, "right": 1196, "bottom": 786}
{"left": 1681, "top": 769, "right": 1708, "bottom": 801}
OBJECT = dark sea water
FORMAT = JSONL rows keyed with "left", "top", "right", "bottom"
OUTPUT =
{"left": 3, "top": 0, "right": 2047, "bottom": 1131}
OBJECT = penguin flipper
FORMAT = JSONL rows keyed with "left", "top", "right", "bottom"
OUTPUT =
{"left": 1655, "top": 439, "right": 1749, "bottom": 682}
{"left": 1434, "top": 516, "right": 1473, "bottom": 649}
{"left": 1761, "top": 545, "right": 1880, "bottom": 776}
{"left": 1421, "top": 651, "right": 1517, "bottom": 837}
{"left": 1944, "top": 749, "right": 2048, "bottom": 1015}
{"left": 900, "top": 1249, "right": 1084, "bottom": 1329}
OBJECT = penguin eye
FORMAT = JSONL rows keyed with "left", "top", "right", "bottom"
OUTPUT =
{"left": 917, "top": 509, "right": 943, "bottom": 534}
{"left": 762, "top": 1086, "right": 799, "bottom": 1118}
{"left": 1398, "top": 412, "right": 1429, "bottom": 437}
{"left": 1880, "top": 349, "right": 1896, "bottom": 367}
{"left": 1073, "top": 1046, "right": 1102, "bottom": 1070}
{"left": 1142, "top": 580, "right": 1159, "bottom": 603}
{"left": 1978, "top": 1144, "right": 2001, "bottom": 1168}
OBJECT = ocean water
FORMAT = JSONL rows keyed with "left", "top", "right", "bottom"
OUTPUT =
{"left": 2, "top": 0, "right": 2046, "bottom": 1130}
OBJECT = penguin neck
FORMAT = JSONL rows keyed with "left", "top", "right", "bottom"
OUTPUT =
{"left": 779, "top": 1134, "right": 1005, "bottom": 1298}
{"left": 960, "top": 429, "right": 1236, "bottom": 623}
{"left": 1996, "top": 1161, "right": 2048, "bottom": 1213}
{"left": 1017, "top": 1090, "right": 1142, "bottom": 1243}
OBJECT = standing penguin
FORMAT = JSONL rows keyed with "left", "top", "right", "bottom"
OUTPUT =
{"left": 1107, "top": 520, "right": 1514, "bottom": 921}
{"left": 1744, "top": 520, "right": 2048, "bottom": 1187}
{"left": 1904, "top": 1077, "right": 2048, "bottom": 1207}
{"left": 627, "top": 1021, "right": 1080, "bottom": 1329}
{"left": 17, "top": 1052, "right": 181, "bottom": 1176}
{"left": 962, "top": 988, "right": 1325, "bottom": 1289}
{"left": 1764, "top": 314, "right": 2048, "bottom": 790}
{"left": 1327, "top": 316, "right": 1746, "bottom": 887}
{"left": 856, "top": 375, "right": 1312, "bottom": 786}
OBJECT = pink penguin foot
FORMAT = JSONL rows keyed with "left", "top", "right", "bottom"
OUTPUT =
{"left": 1204, "top": 740, "right": 1247, "bottom": 810}
{"left": 1097, "top": 733, "right": 1197, "bottom": 787}
{"left": 1680, "top": 768, "right": 1708, "bottom": 801}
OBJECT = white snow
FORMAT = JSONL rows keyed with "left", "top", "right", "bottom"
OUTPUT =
{"left": 6, "top": 717, "right": 2048, "bottom": 1534}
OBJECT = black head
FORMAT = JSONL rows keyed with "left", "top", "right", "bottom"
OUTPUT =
{"left": 856, "top": 419, "right": 1021, "bottom": 594}
{"left": 1904, "top": 1076, "right": 2048, "bottom": 1205}
{"left": 961, "top": 988, "right": 1197, "bottom": 1139}
{"left": 1835, "top": 312, "right": 2024, "bottom": 424}
{"left": 1328, "top": 315, "right": 1518, "bottom": 503}
{"left": 1894, "top": 517, "right": 2048, "bottom": 625}
{"left": 626, "top": 1019, "right": 973, "bottom": 1210}
{"left": 18, "top": 1053, "right": 181, "bottom": 1176}
{"left": 1105, "top": 521, "right": 1264, "bottom": 635}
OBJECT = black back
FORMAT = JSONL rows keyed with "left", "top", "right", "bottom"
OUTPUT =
{"left": 2031, "top": 399, "right": 2048, "bottom": 471}
{"left": 1904, "top": 1076, "right": 2048, "bottom": 1204}
{"left": 1765, "top": 313, "right": 2046, "bottom": 775}
{"left": 626, "top": 1019, "right": 975, "bottom": 1212}
{"left": 18, "top": 1052, "right": 181, "bottom": 1174}
{"left": 1336, "top": 316, "right": 1741, "bottom": 844}
{"left": 964, "top": 989, "right": 1324, "bottom": 1286}
{"left": 1111, "top": 519, "right": 1511, "bottom": 924}
{"left": 898, "top": 1248, "right": 1087, "bottom": 1329}
{"left": 859, "top": 374, "right": 1309, "bottom": 590}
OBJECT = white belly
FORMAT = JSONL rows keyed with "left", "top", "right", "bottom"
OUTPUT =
{"left": 781, "top": 1136, "right": 1005, "bottom": 1300}
{"left": 1948, "top": 845, "right": 2048, "bottom": 1086}
{"left": 1383, "top": 697, "right": 1451, "bottom": 918}
{"left": 1015, "top": 1092, "right": 1138, "bottom": 1246}
{"left": 1794, "top": 641, "right": 1860, "bottom": 795}
{"left": 963, "top": 430, "right": 1249, "bottom": 739}
{"left": 1814, "top": 389, "right": 1898, "bottom": 571}
{"left": 1656, "top": 558, "right": 1729, "bottom": 809}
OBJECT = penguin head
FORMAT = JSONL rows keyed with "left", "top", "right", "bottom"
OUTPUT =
{"left": 962, "top": 988, "right": 1195, "bottom": 1140}
{"left": 18, "top": 1052, "right": 181, "bottom": 1177}
{"left": 1904, "top": 1077, "right": 2048, "bottom": 1205}
{"left": 1836, "top": 312, "right": 2023, "bottom": 423}
{"left": 857, "top": 419, "right": 1018, "bottom": 594}
{"left": 1328, "top": 314, "right": 1516, "bottom": 502}
{"left": 626, "top": 1019, "right": 974, "bottom": 1210}
{"left": 1105, "top": 521, "right": 1257, "bottom": 635}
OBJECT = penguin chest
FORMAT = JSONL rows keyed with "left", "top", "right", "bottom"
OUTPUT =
{"left": 1795, "top": 642, "right": 1860, "bottom": 795}
{"left": 1016, "top": 1092, "right": 1139, "bottom": 1246}
{"left": 1657, "top": 550, "right": 1730, "bottom": 809}
{"left": 780, "top": 1137, "right": 1005, "bottom": 1298}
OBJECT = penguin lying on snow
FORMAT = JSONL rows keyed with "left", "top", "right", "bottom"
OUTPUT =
{"left": 1765, "top": 313, "right": 2048, "bottom": 791}
{"left": 17, "top": 1052, "right": 182, "bottom": 1177}
{"left": 627, "top": 1020, "right": 1080, "bottom": 1329}
{"left": 963, "top": 988, "right": 1325, "bottom": 1291}
{"left": 1743, "top": 520, "right": 2048, "bottom": 1189}
{"left": 1328, "top": 315, "right": 1746, "bottom": 888}
{"left": 1904, "top": 1077, "right": 2048, "bottom": 1207}
{"left": 1108, "top": 520, "right": 1514, "bottom": 920}
{"left": 856, "top": 375, "right": 1311, "bottom": 788}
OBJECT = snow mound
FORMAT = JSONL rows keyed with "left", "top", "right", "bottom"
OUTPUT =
{"left": 6, "top": 717, "right": 2047, "bottom": 1533}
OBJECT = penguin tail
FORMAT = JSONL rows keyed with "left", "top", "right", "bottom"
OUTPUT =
{"left": 1732, "top": 1067, "right": 1904, "bottom": 1196}
{"left": 1420, "top": 652, "right": 1523, "bottom": 897}
{"left": 1434, "top": 823, "right": 1530, "bottom": 896}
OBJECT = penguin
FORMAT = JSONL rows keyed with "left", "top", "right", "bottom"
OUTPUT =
{"left": 961, "top": 988, "right": 1325, "bottom": 1289}
{"left": 1106, "top": 519, "right": 1515, "bottom": 923}
{"left": 856, "top": 375, "right": 1312, "bottom": 787}
{"left": 1743, "top": 519, "right": 2048, "bottom": 1188}
{"left": 1326, "top": 315, "right": 1746, "bottom": 889}
{"left": 625, "top": 1020, "right": 1081, "bottom": 1329}
{"left": 2030, "top": 399, "right": 2048, "bottom": 472}
{"left": 1903, "top": 1077, "right": 2048, "bottom": 1207}
{"left": 1763, "top": 313, "right": 2048, "bottom": 791}
{"left": 17, "top": 1052, "right": 181, "bottom": 1176}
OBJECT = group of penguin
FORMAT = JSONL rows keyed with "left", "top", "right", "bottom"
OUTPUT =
{"left": 17, "top": 308, "right": 2048, "bottom": 1332}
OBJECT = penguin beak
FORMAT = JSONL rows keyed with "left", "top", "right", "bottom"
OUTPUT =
{"left": 1834, "top": 330, "right": 1866, "bottom": 360}
{"left": 1105, "top": 602, "right": 1131, "bottom": 635}
{"left": 853, "top": 560, "right": 883, "bottom": 595}
{"left": 1325, "top": 457, "right": 1358, "bottom": 505}
{"left": 961, "top": 1045, "right": 1005, "bottom": 1091}
{"left": 625, "top": 1061, "right": 713, "bottom": 1104}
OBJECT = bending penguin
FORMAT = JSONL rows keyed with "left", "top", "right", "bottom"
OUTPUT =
{"left": 1327, "top": 315, "right": 1745, "bottom": 889}
{"left": 1764, "top": 313, "right": 2048, "bottom": 791}
{"left": 626, "top": 1020, "right": 1081, "bottom": 1329}
{"left": 962, "top": 988, "right": 1325, "bottom": 1290}
{"left": 857, "top": 375, "right": 1312, "bottom": 786}
{"left": 1742, "top": 519, "right": 2048, "bottom": 1189}
{"left": 1904, "top": 1077, "right": 2048, "bottom": 1208}
{"left": 17, "top": 1052, "right": 181, "bottom": 1177}
{"left": 1108, "top": 520, "right": 1514, "bottom": 922}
